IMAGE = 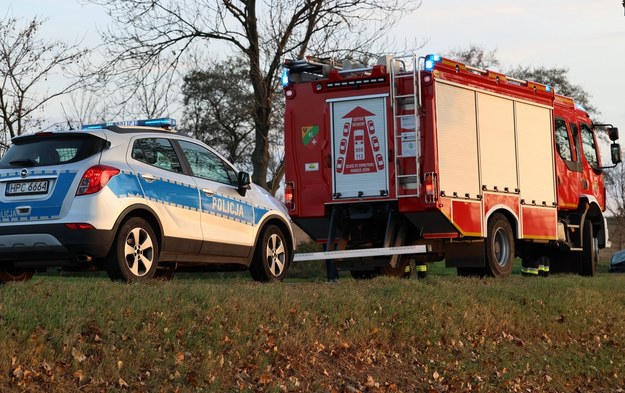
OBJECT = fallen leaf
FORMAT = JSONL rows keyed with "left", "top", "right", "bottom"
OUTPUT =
{"left": 42, "top": 360, "right": 53, "bottom": 373}
{"left": 119, "top": 377, "right": 129, "bottom": 388}
{"left": 74, "top": 369, "right": 85, "bottom": 383}
{"left": 71, "top": 347, "right": 86, "bottom": 363}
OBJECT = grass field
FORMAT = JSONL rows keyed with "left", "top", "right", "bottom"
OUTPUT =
{"left": 1, "top": 258, "right": 625, "bottom": 392}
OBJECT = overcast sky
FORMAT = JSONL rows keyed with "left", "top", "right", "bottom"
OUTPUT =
{"left": 391, "top": 0, "right": 625, "bottom": 131}
{"left": 5, "top": 0, "right": 625, "bottom": 135}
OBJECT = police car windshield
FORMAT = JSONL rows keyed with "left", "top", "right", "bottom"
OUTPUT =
{"left": 0, "top": 134, "right": 108, "bottom": 168}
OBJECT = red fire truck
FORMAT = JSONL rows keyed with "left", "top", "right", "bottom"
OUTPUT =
{"left": 282, "top": 54, "right": 621, "bottom": 277}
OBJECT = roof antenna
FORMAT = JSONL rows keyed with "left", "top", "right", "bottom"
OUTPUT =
{"left": 60, "top": 103, "right": 74, "bottom": 130}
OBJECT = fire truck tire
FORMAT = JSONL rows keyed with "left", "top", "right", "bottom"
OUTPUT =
{"left": 0, "top": 268, "right": 35, "bottom": 283}
{"left": 250, "top": 225, "right": 290, "bottom": 282}
{"left": 485, "top": 213, "right": 515, "bottom": 278}
{"left": 580, "top": 220, "right": 597, "bottom": 277}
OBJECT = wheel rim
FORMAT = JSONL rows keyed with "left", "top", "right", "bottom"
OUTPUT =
{"left": 266, "top": 233, "right": 286, "bottom": 277}
{"left": 124, "top": 227, "right": 154, "bottom": 277}
{"left": 493, "top": 227, "right": 511, "bottom": 267}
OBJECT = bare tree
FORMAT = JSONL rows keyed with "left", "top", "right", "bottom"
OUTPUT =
{"left": 0, "top": 15, "right": 89, "bottom": 145}
{"left": 182, "top": 59, "right": 256, "bottom": 168}
{"left": 446, "top": 45, "right": 501, "bottom": 71}
{"left": 89, "top": 0, "right": 420, "bottom": 191}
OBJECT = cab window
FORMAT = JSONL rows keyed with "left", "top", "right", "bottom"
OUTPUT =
{"left": 131, "top": 138, "right": 183, "bottom": 173}
{"left": 580, "top": 123, "right": 599, "bottom": 168}
{"left": 178, "top": 140, "right": 238, "bottom": 185}
{"left": 570, "top": 123, "right": 582, "bottom": 162}
{"left": 554, "top": 119, "right": 574, "bottom": 162}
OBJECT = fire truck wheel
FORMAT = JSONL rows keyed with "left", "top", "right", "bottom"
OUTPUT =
{"left": 0, "top": 268, "right": 35, "bottom": 283}
{"left": 485, "top": 213, "right": 515, "bottom": 278}
{"left": 250, "top": 225, "right": 290, "bottom": 282}
{"left": 580, "top": 220, "right": 596, "bottom": 277}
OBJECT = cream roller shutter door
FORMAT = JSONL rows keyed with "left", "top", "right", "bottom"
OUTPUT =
{"left": 516, "top": 102, "right": 556, "bottom": 206}
{"left": 435, "top": 82, "right": 480, "bottom": 198}
{"left": 477, "top": 92, "right": 518, "bottom": 192}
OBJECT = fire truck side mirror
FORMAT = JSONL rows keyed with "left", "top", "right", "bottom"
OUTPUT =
{"left": 237, "top": 171, "right": 251, "bottom": 196}
{"left": 608, "top": 127, "right": 620, "bottom": 141}
{"left": 611, "top": 143, "right": 622, "bottom": 165}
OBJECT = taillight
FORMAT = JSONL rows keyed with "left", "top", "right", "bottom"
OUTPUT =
{"left": 424, "top": 172, "right": 437, "bottom": 203}
{"left": 285, "top": 181, "right": 295, "bottom": 211}
{"left": 76, "top": 165, "right": 120, "bottom": 196}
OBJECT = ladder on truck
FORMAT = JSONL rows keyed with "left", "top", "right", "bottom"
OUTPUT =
{"left": 390, "top": 54, "right": 421, "bottom": 198}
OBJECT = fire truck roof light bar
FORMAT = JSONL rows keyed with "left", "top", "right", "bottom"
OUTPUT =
{"left": 281, "top": 68, "right": 290, "bottom": 87}
{"left": 424, "top": 54, "right": 442, "bottom": 71}
{"left": 293, "top": 244, "right": 429, "bottom": 262}
{"left": 82, "top": 118, "right": 177, "bottom": 130}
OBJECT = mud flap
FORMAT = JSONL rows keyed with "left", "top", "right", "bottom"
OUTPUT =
{"left": 444, "top": 241, "right": 485, "bottom": 268}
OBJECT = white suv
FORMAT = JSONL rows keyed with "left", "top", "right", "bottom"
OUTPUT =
{"left": 0, "top": 119, "right": 294, "bottom": 283}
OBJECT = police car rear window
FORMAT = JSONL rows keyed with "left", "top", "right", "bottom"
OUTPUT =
{"left": 0, "top": 134, "right": 108, "bottom": 168}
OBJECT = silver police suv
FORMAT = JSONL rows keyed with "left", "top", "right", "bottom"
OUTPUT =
{"left": 0, "top": 118, "right": 294, "bottom": 283}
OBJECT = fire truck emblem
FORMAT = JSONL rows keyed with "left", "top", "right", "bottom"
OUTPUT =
{"left": 336, "top": 106, "right": 381, "bottom": 174}
{"left": 301, "top": 125, "right": 319, "bottom": 149}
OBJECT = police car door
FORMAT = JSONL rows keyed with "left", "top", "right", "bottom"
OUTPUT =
{"left": 175, "top": 140, "right": 255, "bottom": 259}
{"left": 127, "top": 137, "right": 203, "bottom": 254}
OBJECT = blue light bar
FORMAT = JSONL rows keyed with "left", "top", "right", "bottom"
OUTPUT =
{"left": 424, "top": 54, "right": 442, "bottom": 71}
{"left": 546, "top": 85, "right": 552, "bottom": 93}
{"left": 281, "top": 68, "right": 290, "bottom": 87}
{"left": 82, "top": 118, "right": 177, "bottom": 130}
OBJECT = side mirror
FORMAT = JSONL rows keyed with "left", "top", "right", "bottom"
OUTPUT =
{"left": 237, "top": 171, "right": 251, "bottom": 196}
{"left": 611, "top": 143, "right": 622, "bottom": 165}
{"left": 608, "top": 127, "right": 620, "bottom": 141}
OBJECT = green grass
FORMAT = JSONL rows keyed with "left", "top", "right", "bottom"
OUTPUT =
{"left": 1, "top": 260, "right": 625, "bottom": 392}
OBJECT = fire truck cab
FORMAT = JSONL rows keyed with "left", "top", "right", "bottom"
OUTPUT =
{"left": 283, "top": 54, "right": 621, "bottom": 277}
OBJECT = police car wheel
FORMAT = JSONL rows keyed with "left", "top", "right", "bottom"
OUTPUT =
{"left": 105, "top": 217, "right": 159, "bottom": 283}
{"left": 0, "top": 268, "right": 35, "bottom": 283}
{"left": 250, "top": 225, "right": 289, "bottom": 282}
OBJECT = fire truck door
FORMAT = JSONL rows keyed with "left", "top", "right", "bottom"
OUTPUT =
{"left": 554, "top": 118, "right": 582, "bottom": 209}
{"left": 329, "top": 96, "right": 389, "bottom": 199}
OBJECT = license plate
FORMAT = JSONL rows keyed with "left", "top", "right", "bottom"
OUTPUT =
{"left": 5, "top": 180, "right": 49, "bottom": 196}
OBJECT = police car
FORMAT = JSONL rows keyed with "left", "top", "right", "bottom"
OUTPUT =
{"left": 0, "top": 118, "right": 294, "bottom": 283}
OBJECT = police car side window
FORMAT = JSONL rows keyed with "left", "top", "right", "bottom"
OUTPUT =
{"left": 131, "top": 138, "right": 183, "bottom": 173}
{"left": 178, "top": 140, "right": 237, "bottom": 186}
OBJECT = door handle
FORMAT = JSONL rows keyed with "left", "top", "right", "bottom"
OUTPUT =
{"left": 141, "top": 173, "right": 157, "bottom": 183}
{"left": 201, "top": 188, "right": 215, "bottom": 197}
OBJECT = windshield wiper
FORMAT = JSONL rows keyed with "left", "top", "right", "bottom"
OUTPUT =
{"left": 9, "top": 159, "right": 37, "bottom": 167}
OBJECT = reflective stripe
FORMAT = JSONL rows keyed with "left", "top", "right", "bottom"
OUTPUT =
{"left": 538, "top": 265, "right": 550, "bottom": 272}
{"left": 415, "top": 265, "right": 427, "bottom": 272}
{"left": 521, "top": 267, "right": 539, "bottom": 275}
{"left": 404, "top": 265, "right": 411, "bottom": 273}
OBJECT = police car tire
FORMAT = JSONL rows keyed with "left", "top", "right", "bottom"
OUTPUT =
{"left": 485, "top": 213, "right": 514, "bottom": 278}
{"left": 250, "top": 225, "right": 289, "bottom": 282}
{"left": 105, "top": 217, "right": 159, "bottom": 283}
{"left": 0, "top": 268, "right": 35, "bottom": 283}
